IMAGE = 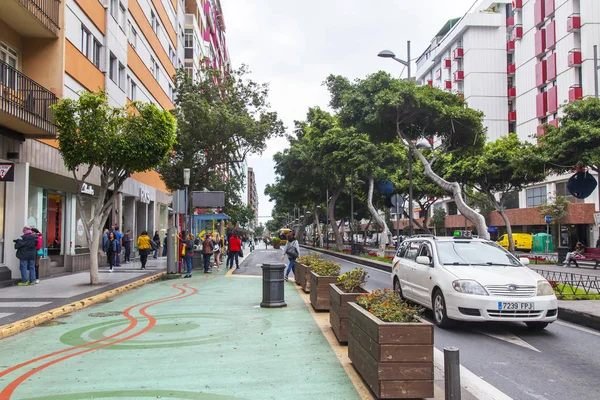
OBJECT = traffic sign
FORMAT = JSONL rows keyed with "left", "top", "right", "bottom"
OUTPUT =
{"left": 545, "top": 215, "right": 552, "bottom": 224}
{"left": 391, "top": 194, "right": 404, "bottom": 208}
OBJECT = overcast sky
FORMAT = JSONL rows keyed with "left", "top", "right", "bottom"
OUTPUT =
{"left": 220, "top": 0, "right": 480, "bottom": 223}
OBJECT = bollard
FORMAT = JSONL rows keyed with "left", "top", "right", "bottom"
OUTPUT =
{"left": 444, "top": 347, "right": 461, "bottom": 400}
{"left": 260, "top": 263, "right": 287, "bottom": 308}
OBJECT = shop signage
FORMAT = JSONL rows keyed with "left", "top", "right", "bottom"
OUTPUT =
{"left": 77, "top": 219, "right": 85, "bottom": 237}
{"left": 0, "top": 163, "right": 15, "bottom": 182}
{"left": 81, "top": 183, "right": 95, "bottom": 195}
{"left": 140, "top": 188, "right": 152, "bottom": 204}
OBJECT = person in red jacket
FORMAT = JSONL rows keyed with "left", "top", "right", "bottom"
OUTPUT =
{"left": 31, "top": 228, "right": 43, "bottom": 284}
{"left": 227, "top": 232, "right": 242, "bottom": 269}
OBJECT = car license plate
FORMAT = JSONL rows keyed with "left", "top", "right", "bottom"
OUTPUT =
{"left": 497, "top": 302, "right": 534, "bottom": 310}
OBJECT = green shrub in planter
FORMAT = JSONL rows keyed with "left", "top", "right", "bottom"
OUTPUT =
{"left": 271, "top": 237, "right": 281, "bottom": 248}
{"left": 311, "top": 260, "right": 340, "bottom": 277}
{"left": 357, "top": 288, "right": 423, "bottom": 323}
{"left": 337, "top": 268, "right": 368, "bottom": 293}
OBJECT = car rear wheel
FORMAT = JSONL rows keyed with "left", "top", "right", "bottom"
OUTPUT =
{"left": 394, "top": 278, "right": 404, "bottom": 300}
{"left": 525, "top": 322, "right": 549, "bottom": 331}
{"left": 433, "top": 290, "right": 453, "bottom": 329}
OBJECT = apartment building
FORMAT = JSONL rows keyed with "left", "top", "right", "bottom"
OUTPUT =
{"left": 247, "top": 167, "right": 258, "bottom": 231}
{"left": 0, "top": 0, "right": 229, "bottom": 284}
{"left": 414, "top": 0, "right": 600, "bottom": 247}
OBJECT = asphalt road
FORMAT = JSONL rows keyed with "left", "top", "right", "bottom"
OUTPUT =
{"left": 292, "top": 249, "right": 600, "bottom": 400}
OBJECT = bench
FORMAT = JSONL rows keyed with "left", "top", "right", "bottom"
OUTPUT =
{"left": 569, "top": 247, "right": 600, "bottom": 269}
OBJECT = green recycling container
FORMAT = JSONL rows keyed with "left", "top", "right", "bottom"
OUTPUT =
{"left": 532, "top": 233, "right": 554, "bottom": 253}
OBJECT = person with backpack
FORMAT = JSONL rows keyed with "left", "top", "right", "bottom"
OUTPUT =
{"left": 106, "top": 231, "right": 118, "bottom": 272}
{"left": 137, "top": 231, "right": 152, "bottom": 270}
{"left": 31, "top": 227, "right": 43, "bottom": 284}
{"left": 227, "top": 232, "right": 242, "bottom": 269}
{"left": 281, "top": 231, "right": 300, "bottom": 282}
{"left": 14, "top": 226, "right": 38, "bottom": 285}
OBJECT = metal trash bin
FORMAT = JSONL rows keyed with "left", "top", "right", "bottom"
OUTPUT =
{"left": 557, "top": 247, "right": 568, "bottom": 264}
{"left": 351, "top": 243, "right": 361, "bottom": 255}
{"left": 260, "top": 263, "right": 287, "bottom": 308}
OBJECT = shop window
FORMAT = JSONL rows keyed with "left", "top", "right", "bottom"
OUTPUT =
{"left": 501, "top": 190, "right": 520, "bottom": 209}
{"left": 46, "top": 193, "right": 64, "bottom": 255}
{"left": 526, "top": 186, "right": 547, "bottom": 207}
{"left": 556, "top": 181, "right": 584, "bottom": 204}
{"left": 75, "top": 196, "right": 94, "bottom": 250}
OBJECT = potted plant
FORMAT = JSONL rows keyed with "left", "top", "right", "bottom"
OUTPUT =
{"left": 295, "top": 254, "right": 322, "bottom": 292}
{"left": 348, "top": 289, "right": 433, "bottom": 399}
{"left": 309, "top": 260, "right": 341, "bottom": 311}
{"left": 272, "top": 237, "right": 281, "bottom": 249}
{"left": 330, "top": 268, "right": 368, "bottom": 343}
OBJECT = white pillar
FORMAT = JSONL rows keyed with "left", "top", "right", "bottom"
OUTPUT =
{"left": 4, "top": 162, "right": 29, "bottom": 278}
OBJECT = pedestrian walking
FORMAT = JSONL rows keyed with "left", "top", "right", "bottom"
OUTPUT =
{"left": 162, "top": 234, "right": 168, "bottom": 257}
{"left": 227, "top": 232, "right": 242, "bottom": 269}
{"left": 102, "top": 229, "right": 109, "bottom": 265}
{"left": 202, "top": 233, "right": 214, "bottom": 273}
{"left": 14, "top": 226, "right": 38, "bottom": 285}
{"left": 114, "top": 226, "right": 123, "bottom": 266}
{"left": 241, "top": 235, "right": 247, "bottom": 249}
{"left": 122, "top": 230, "right": 132, "bottom": 263}
{"left": 183, "top": 233, "right": 195, "bottom": 278}
{"left": 152, "top": 231, "right": 160, "bottom": 259}
{"left": 31, "top": 227, "right": 42, "bottom": 284}
{"left": 105, "top": 232, "right": 118, "bottom": 272}
{"left": 137, "top": 231, "right": 152, "bottom": 270}
{"left": 281, "top": 231, "right": 300, "bottom": 282}
{"left": 213, "top": 233, "right": 222, "bottom": 270}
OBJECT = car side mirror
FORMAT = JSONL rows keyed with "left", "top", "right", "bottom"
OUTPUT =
{"left": 416, "top": 256, "right": 432, "bottom": 266}
{"left": 519, "top": 257, "right": 530, "bottom": 265}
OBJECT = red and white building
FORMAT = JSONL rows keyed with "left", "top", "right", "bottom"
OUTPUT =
{"left": 414, "top": 0, "right": 600, "bottom": 247}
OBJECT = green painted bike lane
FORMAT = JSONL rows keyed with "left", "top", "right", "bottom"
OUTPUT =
{"left": 0, "top": 268, "right": 361, "bottom": 400}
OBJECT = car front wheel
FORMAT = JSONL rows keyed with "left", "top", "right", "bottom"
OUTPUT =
{"left": 525, "top": 322, "right": 549, "bottom": 331}
{"left": 394, "top": 278, "right": 404, "bottom": 300}
{"left": 433, "top": 290, "right": 453, "bottom": 328}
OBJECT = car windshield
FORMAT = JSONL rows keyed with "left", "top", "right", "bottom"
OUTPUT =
{"left": 436, "top": 240, "right": 522, "bottom": 267}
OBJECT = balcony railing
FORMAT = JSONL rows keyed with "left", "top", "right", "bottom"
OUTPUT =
{"left": 17, "top": 0, "right": 61, "bottom": 35}
{"left": 0, "top": 59, "right": 57, "bottom": 136}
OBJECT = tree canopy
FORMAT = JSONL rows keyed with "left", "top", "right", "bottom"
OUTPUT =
{"left": 53, "top": 91, "right": 176, "bottom": 284}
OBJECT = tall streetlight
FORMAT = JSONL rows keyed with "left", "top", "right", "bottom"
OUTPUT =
{"left": 183, "top": 168, "right": 190, "bottom": 235}
{"left": 350, "top": 179, "right": 365, "bottom": 253}
{"left": 378, "top": 41, "right": 411, "bottom": 81}
{"left": 407, "top": 141, "right": 431, "bottom": 237}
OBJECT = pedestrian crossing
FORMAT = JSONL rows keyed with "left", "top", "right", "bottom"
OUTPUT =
{"left": 0, "top": 302, "right": 52, "bottom": 308}
{"left": 0, "top": 312, "right": 14, "bottom": 321}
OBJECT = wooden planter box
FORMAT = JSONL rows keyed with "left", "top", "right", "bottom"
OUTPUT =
{"left": 309, "top": 271, "right": 338, "bottom": 311}
{"left": 348, "top": 302, "right": 434, "bottom": 399}
{"left": 295, "top": 262, "right": 311, "bottom": 292}
{"left": 329, "top": 284, "right": 366, "bottom": 343}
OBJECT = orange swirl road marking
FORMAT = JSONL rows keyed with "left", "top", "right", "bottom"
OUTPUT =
{"left": 0, "top": 281, "right": 201, "bottom": 399}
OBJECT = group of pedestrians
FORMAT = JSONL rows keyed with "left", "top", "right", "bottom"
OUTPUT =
{"left": 14, "top": 226, "right": 42, "bottom": 286}
{"left": 102, "top": 226, "right": 161, "bottom": 272}
{"left": 182, "top": 231, "right": 245, "bottom": 278}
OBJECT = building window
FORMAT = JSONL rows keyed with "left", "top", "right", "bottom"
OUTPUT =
{"left": 150, "top": 57, "right": 156, "bottom": 78}
{"left": 526, "top": 186, "right": 547, "bottom": 207}
{"left": 556, "top": 181, "right": 584, "bottom": 204}
{"left": 119, "top": 3, "right": 126, "bottom": 29}
{"left": 109, "top": 52, "right": 117, "bottom": 83}
{"left": 110, "top": 0, "right": 118, "bottom": 19}
{"left": 447, "top": 201, "right": 458, "bottom": 216}
{"left": 501, "top": 190, "right": 520, "bottom": 209}
{"left": 169, "top": 45, "right": 176, "bottom": 65}
{"left": 151, "top": 10, "right": 160, "bottom": 35}
{"left": 128, "top": 76, "right": 136, "bottom": 100}
{"left": 118, "top": 62, "right": 125, "bottom": 90}
{"left": 128, "top": 23, "right": 137, "bottom": 48}
{"left": 184, "top": 30, "right": 193, "bottom": 48}
{"left": 81, "top": 26, "right": 91, "bottom": 57}
{"left": 92, "top": 39, "right": 102, "bottom": 68}
{"left": 1, "top": 42, "right": 18, "bottom": 70}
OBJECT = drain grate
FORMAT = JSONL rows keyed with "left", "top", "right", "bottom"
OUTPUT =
{"left": 88, "top": 311, "right": 123, "bottom": 317}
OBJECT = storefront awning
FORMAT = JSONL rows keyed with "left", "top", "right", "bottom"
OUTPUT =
{"left": 193, "top": 213, "right": 231, "bottom": 221}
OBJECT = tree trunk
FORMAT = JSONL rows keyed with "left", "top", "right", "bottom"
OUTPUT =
{"left": 367, "top": 174, "right": 391, "bottom": 256}
{"left": 88, "top": 215, "right": 103, "bottom": 285}
{"left": 409, "top": 145, "right": 489, "bottom": 239}
{"left": 364, "top": 218, "right": 372, "bottom": 245}
{"left": 314, "top": 209, "right": 323, "bottom": 247}
{"left": 296, "top": 215, "right": 307, "bottom": 245}
{"left": 488, "top": 193, "right": 515, "bottom": 253}
{"left": 328, "top": 190, "right": 344, "bottom": 251}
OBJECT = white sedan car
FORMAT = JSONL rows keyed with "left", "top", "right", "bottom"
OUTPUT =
{"left": 391, "top": 232, "right": 558, "bottom": 330}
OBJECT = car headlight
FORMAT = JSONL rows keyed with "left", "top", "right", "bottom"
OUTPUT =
{"left": 537, "top": 280, "right": 555, "bottom": 296}
{"left": 452, "top": 280, "right": 489, "bottom": 296}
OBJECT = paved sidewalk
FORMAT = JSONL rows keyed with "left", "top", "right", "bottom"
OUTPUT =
{"left": 0, "top": 257, "right": 167, "bottom": 327}
{"left": 0, "top": 253, "right": 361, "bottom": 400}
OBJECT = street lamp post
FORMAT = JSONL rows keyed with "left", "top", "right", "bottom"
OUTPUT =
{"left": 378, "top": 41, "right": 411, "bottom": 81}
{"left": 183, "top": 168, "right": 190, "bottom": 236}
